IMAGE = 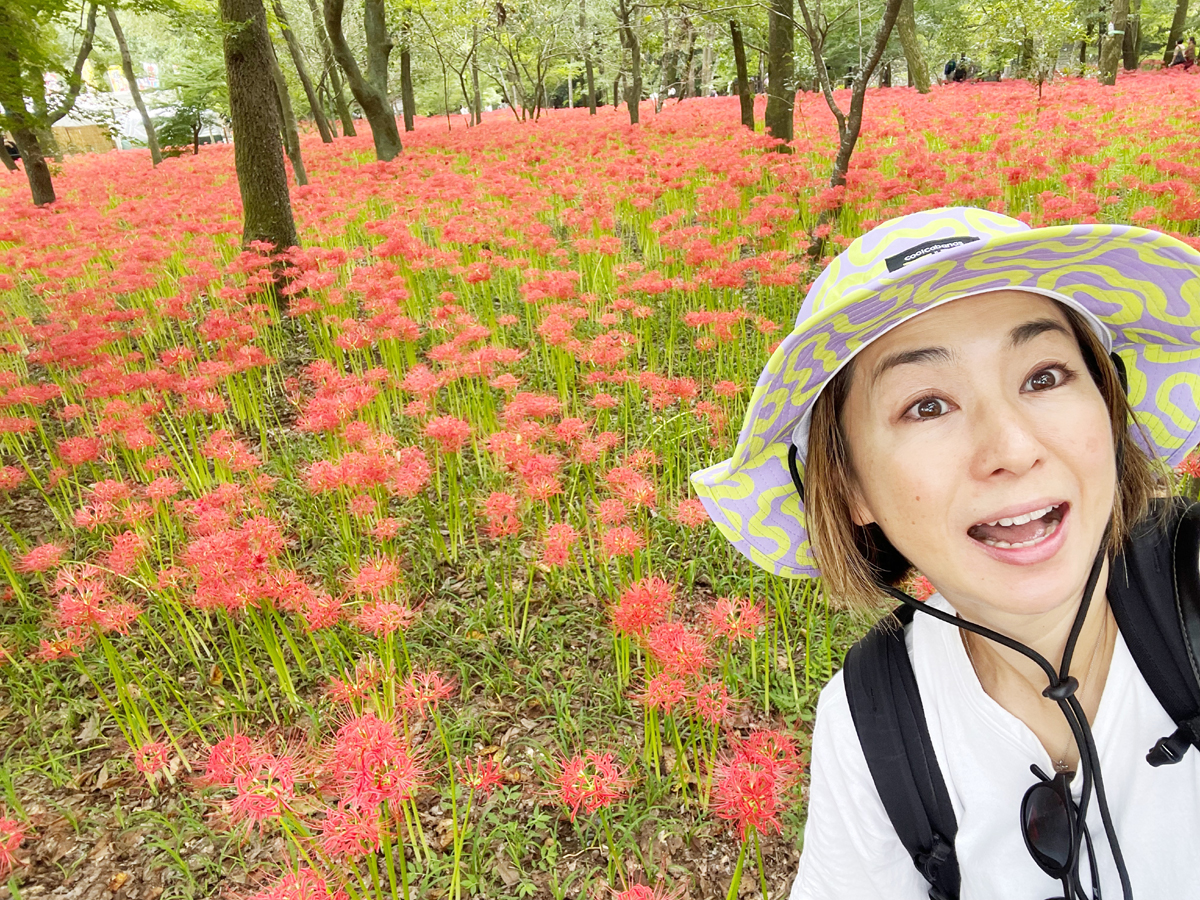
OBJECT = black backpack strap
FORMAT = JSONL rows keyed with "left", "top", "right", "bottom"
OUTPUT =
{"left": 844, "top": 604, "right": 961, "bottom": 900}
{"left": 1109, "top": 496, "right": 1200, "bottom": 765}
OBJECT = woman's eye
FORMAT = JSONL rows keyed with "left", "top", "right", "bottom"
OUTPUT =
{"left": 1025, "top": 368, "right": 1064, "bottom": 392}
{"left": 907, "top": 397, "right": 950, "bottom": 419}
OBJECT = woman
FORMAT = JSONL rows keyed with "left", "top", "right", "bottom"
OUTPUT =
{"left": 690, "top": 207, "right": 1200, "bottom": 897}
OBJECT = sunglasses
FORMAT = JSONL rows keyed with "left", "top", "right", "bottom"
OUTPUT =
{"left": 1021, "top": 764, "right": 1101, "bottom": 900}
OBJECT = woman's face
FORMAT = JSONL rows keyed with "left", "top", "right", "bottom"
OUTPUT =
{"left": 841, "top": 290, "right": 1116, "bottom": 620}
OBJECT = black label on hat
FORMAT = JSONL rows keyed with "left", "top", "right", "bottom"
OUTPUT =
{"left": 884, "top": 236, "right": 981, "bottom": 272}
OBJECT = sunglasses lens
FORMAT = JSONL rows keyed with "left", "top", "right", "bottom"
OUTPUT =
{"left": 1022, "top": 783, "right": 1072, "bottom": 871}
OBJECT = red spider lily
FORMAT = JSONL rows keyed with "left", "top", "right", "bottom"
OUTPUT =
{"left": 318, "top": 803, "right": 381, "bottom": 859}
{"left": 330, "top": 713, "right": 424, "bottom": 809}
{"left": 707, "top": 596, "right": 764, "bottom": 642}
{"left": 134, "top": 741, "right": 171, "bottom": 775}
{"left": 457, "top": 756, "right": 505, "bottom": 797}
{"left": 202, "top": 731, "right": 259, "bottom": 785}
{"left": 634, "top": 672, "right": 687, "bottom": 713}
{"left": 344, "top": 554, "right": 403, "bottom": 599}
{"left": 15, "top": 542, "right": 66, "bottom": 574}
{"left": 481, "top": 490, "right": 521, "bottom": 538}
{"left": 644, "top": 622, "right": 712, "bottom": 678}
{"left": 423, "top": 415, "right": 472, "bottom": 454}
{"left": 399, "top": 669, "right": 458, "bottom": 717}
{"left": 733, "top": 729, "right": 804, "bottom": 782}
{"left": 56, "top": 436, "right": 103, "bottom": 466}
{"left": 553, "top": 750, "right": 630, "bottom": 820}
{"left": 597, "top": 498, "right": 630, "bottom": 526}
{"left": 672, "top": 498, "right": 709, "bottom": 528}
{"left": 600, "top": 525, "right": 645, "bottom": 559}
{"left": 51, "top": 564, "right": 142, "bottom": 634}
{"left": 1177, "top": 448, "right": 1200, "bottom": 479}
{"left": 353, "top": 600, "right": 417, "bottom": 636}
{"left": 610, "top": 576, "right": 673, "bottom": 637}
{"left": 711, "top": 752, "right": 785, "bottom": 842}
{"left": 693, "top": 681, "right": 731, "bottom": 725}
{"left": 106, "top": 530, "right": 147, "bottom": 576}
{"left": 244, "top": 867, "right": 348, "bottom": 900}
{"left": 542, "top": 522, "right": 580, "bottom": 566}
{"left": 228, "top": 753, "right": 299, "bottom": 836}
{"left": 0, "top": 465, "right": 27, "bottom": 494}
{"left": 909, "top": 574, "right": 936, "bottom": 601}
{"left": 0, "top": 815, "right": 25, "bottom": 879}
{"left": 324, "top": 658, "right": 386, "bottom": 705}
{"left": 611, "top": 883, "right": 685, "bottom": 900}
{"left": 31, "top": 628, "right": 88, "bottom": 661}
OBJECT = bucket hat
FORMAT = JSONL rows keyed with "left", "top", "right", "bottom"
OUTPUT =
{"left": 689, "top": 206, "right": 1200, "bottom": 578}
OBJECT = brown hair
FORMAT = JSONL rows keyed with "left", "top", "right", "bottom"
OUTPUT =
{"left": 804, "top": 301, "right": 1168, "bottom": 610}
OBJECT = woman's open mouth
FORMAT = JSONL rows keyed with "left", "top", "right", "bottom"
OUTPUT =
{"left": 967, "top": 502, "right": 1068, "bottom": 549}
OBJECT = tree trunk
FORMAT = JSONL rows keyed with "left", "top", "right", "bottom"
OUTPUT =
{"left": 0, "top": 142, "right": 15, "bottom": 172}
{"left": 580, "top": 0, "right": 597, "bottom": 113}
{"left": 617, "top": 0, "right": 641, "bottom": 124}
{"left": 472, "top": 26, "right": 483, "bottom": 125}
{"left": 400, "top": 16, "right": 416, "bottom": 132}
{"left": 894, "top": 0, "right": 929, "bottom": 92}
{"left": 796, "top": 0, "right": 903, "bottom": 202}
{"left": 764, "top": 0, "right": 794, "bottom": 144}
{"left": 107, "top": 6, "right": 162, "bottom": 164}
{"left": 1164, "top": 0, "right": 1189, "bottom": 63}
{"left": 730, "top": 20, "right": 754, "bottom": 130}
{"left": 680, "top": 23, "right": 698, "bottom": 99}
{"left": 701, "top": 25, "right": 715, "bottom": 96}
{"left": 1098, "top": 0, "right": 1130, "bottom": 84}
{"left": 271, "top": 0, "right": 332, "bottom": 142}
{"left": 268, "top": 39, "right": 308, "bottom": 184}
{"left": 1122, "top": 0, "right": 1142, "bottom": 70}
{"left": 0, "top": 16, "right": 57, "bottom": 205}
{"left": 657, "top": 13, "right": 675, "bottom": 112}
{"left": 48, "top": 2, "right": 99, "bottom": 127}
{"left": 218, "top": 0, "right": 300, "bottom": 256}
{"left": 305, "top": 0, "right": 356, "bottom": 135}
{"left": 324, "top": 0, "right": 402, "bottom": 159}
{"left": 12, "top": 128, "right": 55, "bottom": 206}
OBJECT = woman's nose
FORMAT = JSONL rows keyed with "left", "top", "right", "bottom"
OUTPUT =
{"left": 969, "top": 395, "right": 1046, "bottom": 480}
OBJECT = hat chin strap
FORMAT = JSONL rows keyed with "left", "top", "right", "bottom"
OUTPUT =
{"left": 882, "top": 535, "right": 1133, "bottom": 900}
{"left": 787, "top": 443, "right": 805, "bottom": 504}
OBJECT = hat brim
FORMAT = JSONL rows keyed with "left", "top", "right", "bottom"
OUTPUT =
{"left": 691, "top": 223, "right": 1200, "bottom": 579}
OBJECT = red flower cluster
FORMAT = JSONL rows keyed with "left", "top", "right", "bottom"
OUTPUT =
{"left": 712, "top": 729, "right": 804, "bottom": 841}
{"left": 554, "top": 750, "right": 630, "bottom": 820}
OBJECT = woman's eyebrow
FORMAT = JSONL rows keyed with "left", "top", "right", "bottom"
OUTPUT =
{"left": 870, "top": 346, "right": 953, "bottom": 387}
{"left": 1009, "top": 318, "right": 1070, "bottom": 347}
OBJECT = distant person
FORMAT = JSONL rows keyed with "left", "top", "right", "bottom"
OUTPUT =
{"left": 1186, "top": 37, "right": 1196, "bottom": 70}
{"left": 944, "top": 57, "right": 957, "bottom": 82}
{"left": 953, "top": 57, "right": 969, "bottom": 82}
{"left": 1169, "top": 40, "right": 1186, "bottom": 67}
{"left": 3, "top": 139, "right": 18, "bottom": 163}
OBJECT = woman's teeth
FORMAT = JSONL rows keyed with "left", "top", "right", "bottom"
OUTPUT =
{"left": 977, "top": 517, "right": 1059, "bottom": 549}
{"left": 980, "top": 504, "right": 1058, "bottom": 528}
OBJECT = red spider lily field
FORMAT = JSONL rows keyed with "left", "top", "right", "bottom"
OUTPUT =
{"left": 2, "top": 70, "right": 1200, "bottom": 900}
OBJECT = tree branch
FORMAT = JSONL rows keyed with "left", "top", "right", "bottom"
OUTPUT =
{"left": 50, "top": 1, "right": 99, "bottom": 124}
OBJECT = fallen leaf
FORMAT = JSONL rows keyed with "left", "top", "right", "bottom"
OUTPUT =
{"left": 94, "top": 760, "right": 110, "bottom": 791}
{"left": 208, "top": 664, "right": 224, "bottom": 686}
{"left": 108, "top": 872, "right": 130, "bottom": 892}
{"left": 494, "top": 854, "right": 521, "bottom": 888}
{"left": 77, "top": 712, "right": 102, "bottom": 744}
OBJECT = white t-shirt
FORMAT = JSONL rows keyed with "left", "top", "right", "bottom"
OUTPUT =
{"left": 790, "top": 593, "right": 1200, "bottom": 899}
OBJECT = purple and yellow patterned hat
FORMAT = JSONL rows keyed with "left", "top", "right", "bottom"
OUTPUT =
{"left": 689, "top": 206, "right": 1200, "bottom": 578}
